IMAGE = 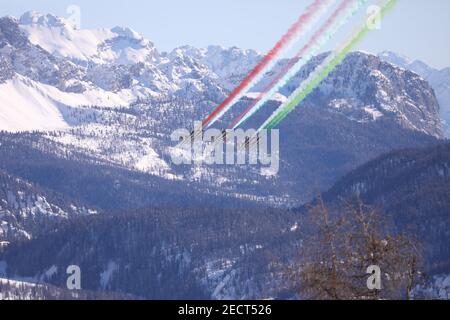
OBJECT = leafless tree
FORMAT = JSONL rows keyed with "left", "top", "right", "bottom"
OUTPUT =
{"left": 288, "top": 198, "right": 422, "bottom": 300}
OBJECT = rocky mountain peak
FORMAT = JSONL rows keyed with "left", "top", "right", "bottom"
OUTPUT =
{"left": 0, "top": 16, "right": 28, "bottom": 48}
{"left": 277, "top": 51, "right": 443, "bottom": 138}
{"left": 379, "top": 51, "right": 450, "bottom": 137}
{"left": 19, "top": 11, "right": 70, "bottom": 29}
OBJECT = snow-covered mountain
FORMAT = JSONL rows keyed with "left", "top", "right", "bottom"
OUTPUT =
{"left": 173, "top": 45, "right": 262, "bottom": 90}
{"left": 250, "top": 51, "right": 443, "bottom": 138}
{"left": 16, "top": 11, "right": 231, "bottom": 101}
{"left": 0, "top": 12, "right": 230, "bottom": 131}
{"left": 19, "top": 11, "right": 159, "bottom": 65}
{"left": 0, "top": 11, "right": 445, "bottom": 139}
{"left": 379, "top": 51, "right": 450, "bottom": 137}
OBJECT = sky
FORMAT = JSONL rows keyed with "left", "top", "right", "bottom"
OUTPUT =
{"left": 1, "top": 0, "right": 449, "bottom": 69}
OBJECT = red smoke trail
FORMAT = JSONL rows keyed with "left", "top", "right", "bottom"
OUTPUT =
{"left": 229, "top": 0, "right": 353, "bottom": 129}
{"left": 201, "top": 0, "right": 329, "bottom": 129}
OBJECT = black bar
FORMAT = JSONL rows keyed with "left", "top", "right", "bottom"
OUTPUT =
{"left": 1, "top": 300, "right": 448, "bottom": 319}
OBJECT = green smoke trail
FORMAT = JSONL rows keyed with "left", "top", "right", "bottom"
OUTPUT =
{"left": 261, "top": 0, "right": 398, "bottom": 131}
{"left": 232, "top": 0, "right": 368, "bottom": 129}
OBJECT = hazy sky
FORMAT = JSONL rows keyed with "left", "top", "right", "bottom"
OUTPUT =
{"left": 1, "top": 0, "right": 449, "bottom": 69}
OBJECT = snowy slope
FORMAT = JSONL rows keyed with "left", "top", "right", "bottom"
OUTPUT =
{"left": 0, "top": 75, "right": 137, "bottom": 132}
{"left": 0, "top": 76, "right": 68, "bottom": 132}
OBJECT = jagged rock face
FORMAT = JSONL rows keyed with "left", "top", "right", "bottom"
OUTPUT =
{"left": 86, "top": 64, "right": 133, "bottom": 92}
{"left": 173, "top": 45, "right": 263, "bottom": 90}
{"left": 0, "top": 54, "right": 14, "bottom": 83}
{"left": 0, "top": 18, "right": 26, "bottom": 83}
{"left": 0, "top": 17, "right": 29, "bottom": 48}
{"left": 0, "top": 17, "right": 85, "bottom": 91}
{"left": 272, "top": 52, "right": 443, "bottom": 138}
{"left": 13, "top": 12, "right": 227, "bottom": 100}
{"left": 379, "top": 51, "right": 450, "bottom": 137}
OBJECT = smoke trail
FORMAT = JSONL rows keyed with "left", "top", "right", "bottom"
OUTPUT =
{"left": 229, "top": 0, "right": 368, "bottom": 129}
{"left": 259, "top": 0, "right": 398, "bottom": 134}
{"left": 201, "top": 0, "right": 336, "bottom": 129}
